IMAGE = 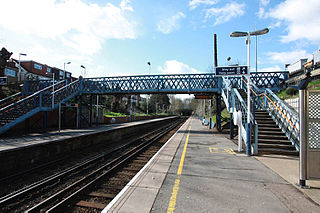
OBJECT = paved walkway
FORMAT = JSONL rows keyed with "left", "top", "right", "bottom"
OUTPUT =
{"left": 105, "top": 117, "right": 320, "bottom": 212}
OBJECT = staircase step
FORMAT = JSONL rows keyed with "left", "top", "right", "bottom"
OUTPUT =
{"left": 258, "top": 139, "right": 292, "bottom": 145}
{"left": 258, "top": 130, "right": 286, "bottom": 136}
{"left": 259, "top": 148, "right": 299, "bottom": 156}
{"left": 258, "top": 127, "right": 283, "bottom": 132}
{"left": 259, "top": 134, "right": 289, "bottom": 140}
{"left": 257, "top": 123, "right": 279, "bottom": 128}
{"left": 258, "top": 143, "right": 296, "bottom": 150}
{"left": 257, "top": 120, "right": 277, "bottom": 125}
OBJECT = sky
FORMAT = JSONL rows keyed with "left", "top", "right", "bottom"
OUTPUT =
{"left": 1, "top": 0, "right": 320, "bottom": 79}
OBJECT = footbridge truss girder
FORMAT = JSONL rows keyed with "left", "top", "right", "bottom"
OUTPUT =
{"left": 81, "top": 74, "right": 220, "bottom": 95}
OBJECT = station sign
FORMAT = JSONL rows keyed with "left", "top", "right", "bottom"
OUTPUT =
{"left": 195, "top": 95, "right": 213, "bottom": 99}
{"left": 61, "top": 103, "right": 78, "bottom": 107}
{"left": 0, "top": 77, "right": 8, "bottom": 86}
{"left": 215, "top": 66, "right": 248, "bottom": 76}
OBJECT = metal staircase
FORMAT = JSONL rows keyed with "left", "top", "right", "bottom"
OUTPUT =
{"left": 0, "top": 80, "right": 80, "bottom": 135}
{"left": 256, "top": 110, "right": 298, "bottom": 155}
{"left": 222, "top": 75, "right": 300, "bottom": 155}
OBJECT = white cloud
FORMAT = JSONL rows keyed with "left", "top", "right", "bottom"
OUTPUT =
{"left": 264, "top": 0, "right": 320, "bottom": 42}
{"left": 260, "top": 0, "right": 270, "bottom": 7}
{"left": 205, "top": 2, "right": 245, "bottom": 25}
{"left": 189, "top": 0, "right": 219, "bottom": 10}
{"left": 158, "top": 60, "right": 200, "bottom": 74}
{"left": 267, "top": 50, "right": 311, "bottom": 64}
{"left": 259, "top": 65, "right": 284, "bottom": 72}
{"left": 157, "top": 12, "right": 186, "bottom": 34}
{"left": 0, "top": 0, "right": 137, "bottom": 55}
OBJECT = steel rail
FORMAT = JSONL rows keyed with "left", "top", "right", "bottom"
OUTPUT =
{"left": 0, "top": 119, "right": 181, "bottom": 211}
{"left": 0, "top": 122, "right": 167, "bottom": 207}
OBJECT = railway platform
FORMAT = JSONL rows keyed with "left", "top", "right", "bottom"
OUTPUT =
{"left": 0, "top": 116, "right": 177, "bottom": 176}
{"left": 104, "top": 117, "right": 320, "bottom": 213}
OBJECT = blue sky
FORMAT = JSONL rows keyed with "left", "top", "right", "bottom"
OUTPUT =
{"left": 0, "top": 0, "right": 320, "bottom": 78}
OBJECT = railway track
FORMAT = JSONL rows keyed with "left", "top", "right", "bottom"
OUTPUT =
{"left": 0, "top": 118, "right": 185, "bottom": 212}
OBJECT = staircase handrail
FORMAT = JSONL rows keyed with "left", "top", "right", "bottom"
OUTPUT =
{"left": 241, "top": 77, "right": 299, "bottom": 150}
{"left": 232, "top": 88, "right": 258, "bottom": 154}
{"left": 50, "top": 80, "right": 81, "bottom": 107}
{"left": 221, "top": 77, "right": 231, "bottom": 111}
{"left": 0, "top": 92, "right": 22, "bottom": 109}
{"left": 263, "top": 88, "right": 300, "bottom": 149}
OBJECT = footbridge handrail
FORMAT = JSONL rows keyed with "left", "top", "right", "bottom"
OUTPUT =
{"left": 221, "top": 76, "right": 258, "bottom": 154}
{"left": 0, "top": 80, "right": 65, "bottom": 134}
{"left": 50, "top": 80, "right": 81, "bottom": 108}
{"left": 0, "top": 92, "right": 22, "bottom": 109}
{"left": 242, "top": 78, "right": 300, "bottom": 149}
{"left": 262, "top": 89, "right": 300, "bottom": 149}
{"left": 81, "top": 74, "right": 220, "bottom": 94}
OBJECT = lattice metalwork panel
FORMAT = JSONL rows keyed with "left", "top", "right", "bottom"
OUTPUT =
{"left": 81, "top": 74, "right": 219, "bottom": 94}
{"left": 309, "top": 122, "right": 320, "bottom": 149}
{"left": 309, "top": 93, "right": 320, "bottom": 119}
{"left": 308, "top": 91, "right": 320, "bottom": 149}
{"left": 250, "top": 71, "right": 288, "bottom": 90}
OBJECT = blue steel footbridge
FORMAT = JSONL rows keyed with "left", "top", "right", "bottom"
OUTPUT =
{"left": 0, "top": 71, "right": 299, "bottom": 156}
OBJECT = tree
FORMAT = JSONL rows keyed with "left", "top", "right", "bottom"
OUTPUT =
{"left": 149, "top": 94, "right": 170, "bottom": 113}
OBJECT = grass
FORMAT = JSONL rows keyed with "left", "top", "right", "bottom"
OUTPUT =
{"left": 104, "top": 112, "right": 128, "bottom": 117}
{"left": 211, "top": 108, "right": 230, "bottom": 126}
{"left": 276, "top": 79, "right": 320, "bottom": 100}
{"left": 104, "top": 112, "right": 169, "bottom": 117}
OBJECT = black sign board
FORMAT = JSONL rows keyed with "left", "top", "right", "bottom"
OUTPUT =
{"left": 0, "top": 77, "right": 8, "bottom": 86}
{"left": 215, "top": 66, "right": 248, "bottom": 75}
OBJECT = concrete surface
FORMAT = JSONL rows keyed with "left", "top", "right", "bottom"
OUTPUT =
{"left": 103, "top": 117, "right": 190, "bottom": 213}
{"left": 256, "top": 154, "right": 320, "bottom": 205}
{"left": 105, "top": 117, "right": 320, "bottom": 212}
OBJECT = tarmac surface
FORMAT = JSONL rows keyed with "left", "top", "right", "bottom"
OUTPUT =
{"left": 105, "top": 117, "right": 320, "bottom": 213}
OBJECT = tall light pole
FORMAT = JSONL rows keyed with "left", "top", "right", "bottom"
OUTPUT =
{"left": 230, "top": 27, "right": 269, "bottom": 155}
{"left": 18, "top": 53, "right": 27, "bottom": 81}
{"left": 64, "top": 61, "right": 71, "bottom": 80}
{"left": 147, "top": 62, "right": 151, "bottom": 115}
{"left": 80, "top": 65, "right": 86, "bottom": 77}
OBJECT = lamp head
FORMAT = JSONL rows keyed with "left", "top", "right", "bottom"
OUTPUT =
{"left": 250, "top": 28, "right": 269, "bottom": 36}
{"left": 230, "top": 31, "right": 248, "bottom": 37}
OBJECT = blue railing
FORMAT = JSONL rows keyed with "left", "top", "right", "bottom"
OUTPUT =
{"left": 222, "top": 76, "right": 258, "bottom": 154}
{"left": 0, "top": 71, "right": 289, "bottom": 135}
{"left": 81, "top": 74, "right": 221, "bottom": 94}
{"left": 0, "top": 92, "right": 23, "bottom": 109}
{"left": 241, "top": 77, "right": 300, "bottom": 150}
{"left": 260, "top": 89, "right": 300, "bottom": 149}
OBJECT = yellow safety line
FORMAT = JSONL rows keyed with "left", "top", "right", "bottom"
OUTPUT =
{"left": 177, "top": 125, "right": 191, "bottom": 175}
{"left": 167, "top": 124, "right": 191, "bottom": 213}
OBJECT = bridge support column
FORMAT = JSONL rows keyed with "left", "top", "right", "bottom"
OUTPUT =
{"left": 216, "top": 94, "right": 221, "bottom": 132}
{"left": 246, "top": 123, "right": 251, "bottom": 156}
{"left": 89, "top": 95, "right": 93, "bottom": 127}
{"left": 77, "top": 95, "right": 82, "bottom": 128}
{"left": 43, "top": 111, "right": 48, "bottom": 131}
{"left": 25, "top": 118, "right": 30, "bottom": 133}
{"left": 230, "top": 112, "right": 234, "bottom": 139}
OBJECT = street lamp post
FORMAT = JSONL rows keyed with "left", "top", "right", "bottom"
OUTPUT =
{"left": 64, "top": 62, "right": 71, "bottom": 80}
{"left": 18, "top": 53, "right": 27, "bottom": 81}
{"left": 230, "top": 27, "right": 269, "bottom": 155}
{"left": 80, "top": 65, "right": 86, "bottom": 77}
